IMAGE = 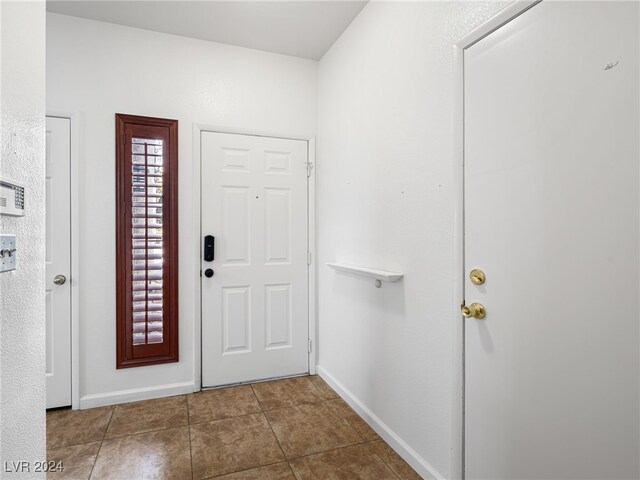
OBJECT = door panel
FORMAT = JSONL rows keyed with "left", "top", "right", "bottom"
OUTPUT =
{"left": 45, "top": 116, "right": 72, "bottom": 408}
{"left": 201, "top": 132, "right": 308, "bottom": 387}
{"left": 464, "top": 2, "right": 639, "bottom": 478}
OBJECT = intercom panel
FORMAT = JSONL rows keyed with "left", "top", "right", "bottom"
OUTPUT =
{"left": 0, "top": 181, "right": 25, "bottom": 217}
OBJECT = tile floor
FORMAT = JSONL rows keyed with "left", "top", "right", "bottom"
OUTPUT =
{"left": 46, "top": 375, "right": 421, "bottom": 479}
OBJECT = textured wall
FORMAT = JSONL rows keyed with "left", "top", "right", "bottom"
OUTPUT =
{"left": 46, "top": 13, "right": 317, "bottom": 406}
{"left": 317, "top": 2, "right": 509, "bottom": 478}
{"left": 0, "top": 0, "right": 47, "bottom": 476}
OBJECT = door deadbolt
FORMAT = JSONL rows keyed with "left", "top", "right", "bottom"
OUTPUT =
{"left": 204, "top": 268, "right": 214, "bottom": 278}
{"left": 461, "top": 302, "right": 485, "bottom": 319}
{"left": 469, "top": 269, "right": 486, "bottom": 285}
{"left": 53, "top": 274, "right": 67, "bottom": 285}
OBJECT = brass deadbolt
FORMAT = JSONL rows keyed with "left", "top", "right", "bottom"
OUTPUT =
{"left": 469, "top": 268, "right": 486, "bottom": 285}
{"left": 461, "top": 302, "right": 486, "bottom": 320}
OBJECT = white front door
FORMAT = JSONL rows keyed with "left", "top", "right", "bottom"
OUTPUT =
{"left": 464, "top": 2, "right": 639, "bottom": 478}
{"left": 46, "top": 116, "right": 72, "bottom": 408}
{"left": 201, "top": 132, "right": 309, "bottom": 387}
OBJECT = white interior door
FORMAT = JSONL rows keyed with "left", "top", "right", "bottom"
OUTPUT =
{"left": 46, "top": 116, "right": 72, "bottom": 408}
{"left": 201, "top": 132, "right": 309, "bottom": 387}
{"left": 464, "top": 2, "right": 639, "bottom": 478}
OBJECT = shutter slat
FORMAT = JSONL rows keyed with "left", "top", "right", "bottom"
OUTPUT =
{"left": 128, "top": 137, "right": 168, "bottom": 348}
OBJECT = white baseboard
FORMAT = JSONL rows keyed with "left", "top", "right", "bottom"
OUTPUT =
{"left": 79, "top": 381, "right": 195, "bottom": 409}
{"left": 317, "top": 366, "right": 445, "bottom": 480}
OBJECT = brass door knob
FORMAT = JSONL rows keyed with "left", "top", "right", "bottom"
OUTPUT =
{"left": 461, "top": 302, "right": 485, "bottom": 319}
{"left": 469, "top": 268, "right": 486, "bottom": 285}
{"left": 53, "top": 274, "right": 67, "bottom": 285}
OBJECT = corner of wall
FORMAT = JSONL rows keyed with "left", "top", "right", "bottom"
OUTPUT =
{"left": 0, "top": 0, "right": 47, "bottom": 473}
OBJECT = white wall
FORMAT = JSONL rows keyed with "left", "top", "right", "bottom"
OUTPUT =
{"left": 0, "top": 0, "right": 47, "bottom": 475}
{"left": 46, "top": 13, "right": 317, "bottom": 407}
{"left": 316, "top": 2, "right": 509, "bottom": 478}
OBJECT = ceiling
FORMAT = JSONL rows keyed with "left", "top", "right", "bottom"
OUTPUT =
{"left": 46, "top": 0, "right": 367, "bottom": 60}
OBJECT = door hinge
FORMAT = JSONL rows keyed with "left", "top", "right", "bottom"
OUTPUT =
{"left": 307, "top": 251, "right": 312, "bottom": 265}
{"left": 305, "top": 161, "right": 313, "bottom": 177}
{"left": 308, "top": 339, "right": 312, "bottom": 353}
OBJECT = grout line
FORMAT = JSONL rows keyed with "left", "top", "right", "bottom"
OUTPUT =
{"left": 185, "top": 396, "right": 194, "bottom": 480}
{"left": 378, "top": 452, "right": 404, "bottom": 480}
{"left": 283, "top": 441, "right": 407, "bottom": 480}
{"left": 284, "top": 437, "right": 376, "bottom": 462}
{"left": 102, "top": 423, "right": 191, "bottom": 441}
{"left": 187, "top": 393, "right": 192, "bottom": 425}
{"left": 260, "top": 398, "right": 327, "bottom": 413}
{"left": 264, "top": 415, "right": 287, "bottom": 461}
{"left": 187, "top": 409, "right": 263, "bottom": 427}
{"left": 252, "top": 383, "right": 288, "bottom": 462}
{"left": 251, "top": 375, "right": 327, "bottom": 412}
{"left": 48, "top": 399, "right": 210, "bottom": 450}
{"left": 104, "top": 424, "right": 180, "bottom": 438}
{"left": 190, "top": 409, "right": 267, "bottom": 427}
{"left": 87, "top": 406, "right": 115, "bottom": 479}
{"left": 286, "top": 462, "right": 299, "bottom": 480}
{"left": 250, "top": 379, "right": 374, "bottom": 463}
{"left": 359, "top": 439, "right": 415, "bottom": 480}
{"left": 326, "top": 401, "right": 381, "bottom": 442}
{"left": 308, "top": 375, "right": 341, "bottom": 401}
{"left": 374, "top": 451, "right": 404, "bottom": 480}
{"left": 308, "top": 365, "right": 412, "bottom": 475}
{"left": 307, "top": 375, "right": 327, "bottom": 396}
{"left": 202, "top": 459, "right": 289, "bottom": 480}
{"left": 249, "top": 383, "right": 264, "bottom": 411}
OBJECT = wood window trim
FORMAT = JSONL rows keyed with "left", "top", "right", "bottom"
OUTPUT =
{"left": 116, "top": 113, "right": 179, "bottom": 368}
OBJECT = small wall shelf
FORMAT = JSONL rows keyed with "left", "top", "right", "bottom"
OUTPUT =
{"left": 326, "top": 262, "right": 404, "bottom": 288}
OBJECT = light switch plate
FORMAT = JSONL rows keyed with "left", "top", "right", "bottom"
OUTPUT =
{"left": 0, "top": 234, "right": 16, "bottom": 273}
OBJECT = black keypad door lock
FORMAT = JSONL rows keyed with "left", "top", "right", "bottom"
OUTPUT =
{"left": 204, "top": 235, "right": 215, "bottom": 262}
{"left": 204, "top": 268, "right": 214, "bottom": 278}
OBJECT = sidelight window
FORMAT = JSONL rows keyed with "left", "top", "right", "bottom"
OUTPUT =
{"left": 116, "top": 114, "right": 178, "bottom": 368}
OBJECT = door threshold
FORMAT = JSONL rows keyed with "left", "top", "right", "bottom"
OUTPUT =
{"left": 201, "top": 372, "right": 310, "bottom": 391}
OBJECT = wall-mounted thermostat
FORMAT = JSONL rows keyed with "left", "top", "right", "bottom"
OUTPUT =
{"left": 0, "top": 180, "right": 25, "bottom": 217}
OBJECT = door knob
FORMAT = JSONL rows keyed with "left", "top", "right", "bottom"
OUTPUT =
{"left": 53, "top": 274, "right": 67, "bottom": 285}
{"left": 469, "top": 268, "right": 486, "bottom": 285}
{"left": 461, "top": 302, "right": 485, "bottom": 319}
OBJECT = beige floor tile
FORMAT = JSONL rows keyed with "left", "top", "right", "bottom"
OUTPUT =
{"left": 289, "top": 443, "right": 398, "bottom": 480}
{"left": 364, "top": 440, "right": 422, "bottom": 480}
{"left": 251, "top": 377, "right": 325, "bottom": 411}
{"left": 309, "top": 375, "right": 339, "bottom": 400}
{"left": 327, "top": 399, "right": 380, "bottom": 441}
{"left": 46, "top": 442, "right": 100, "bottom": 480}
{"left": 213, "top": 462, "right": 295, "bottom": 479}
{"left": 91, "top": 427, "right": 191, "bottom": 480}
{"left": 188, "top": 385, "right": 261, "bottom": 424}
{"left": 265, "top": 402, "right": 362, "bottom": 459}
{"left": 47, "top": 406, "right": 113, "bottom": 449}
{"left": 190, "top": 413, "right": 285, "bottom": 479}
{"left": 106, "top": 395, "right": 188, "bottom": 438}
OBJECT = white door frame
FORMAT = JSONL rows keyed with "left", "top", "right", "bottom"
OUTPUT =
{"left": 46, "top": 111, "right": 82, "bottom": 409}
{"left": 193, "top": 124, "right": 317, "bottom": 392}
{"left": 451, "top": 2, "right": 542, "bottom": 477}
